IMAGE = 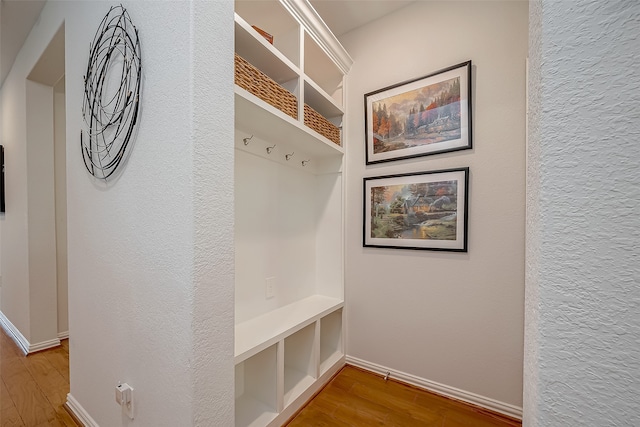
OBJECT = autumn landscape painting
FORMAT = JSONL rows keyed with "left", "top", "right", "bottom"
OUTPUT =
{"left": 365, "top": 61, "right": 471, "bottom": 164}
{"left": 372, "top": 77, "right": 461, "bottom": 152}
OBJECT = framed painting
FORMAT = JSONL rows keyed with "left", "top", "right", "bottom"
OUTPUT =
{"left": 364, "top": 61, "right": 472, "bottom": 164}
{"left": 0, "top": 145, "right": 4, "bottom": 213}
{"left": 363, "top": 167, "right": 469, "bottom": 251}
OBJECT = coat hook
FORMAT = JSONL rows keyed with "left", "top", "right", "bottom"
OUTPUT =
{"left": 301, "top": 159, "right": 310, "bottom": 166}
{"left": 266, "top": 144, "right": 276, "bottom": 154}
{"left": 285, "top": 152, "right": 295, "bottom": 161}
{"left": 243, "top": 135, "right": 254, "bottom": 146}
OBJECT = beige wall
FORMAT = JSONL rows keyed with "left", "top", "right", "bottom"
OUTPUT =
{"left": 54, "top": 77, "right": 67, "bottom": 336}
{"left": 342, "top": 1, "right": 527, "bottom": 409}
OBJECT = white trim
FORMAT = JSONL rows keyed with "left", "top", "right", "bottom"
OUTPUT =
{"left": 58, "top": 330, "right": 69, "bottom": 340}
{"left": 346, "top": 356, "right": 523, "bottom": 421}
{"left": 0, "top": 310, "right": 30, "bottom": 355}
{"left": 0, "top": 310, "right": 62, "bottom": 354}
{"left": 281, "top": 0, "right": 353, "bottom": 74}
{"left": 66, "top": 394, "right": 100, "bottom": 427}
{"left": 30, "top": 338, "right": 61, "bottom": 353}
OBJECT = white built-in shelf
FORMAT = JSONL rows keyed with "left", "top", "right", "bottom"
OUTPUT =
{"left": 320, "top": 308, "right": 343, "bottom": 375}
{"left": 234, "top": 1, "right": 351, "bottom": 148}
{"left": 303, "top": 31, "right": 344, "bottom": 103}
{"left": 235, "top": 344, "right": 278, "bottom": 427}
{"left": 235, "top": 0, "right": 300, "bottom": 67}
{"left": 235, "top": 395, "right": 278, "bottom": 427}
{"left": 235, "top": 295, "right": 343, "bottom": 364}
{"left": 283, "top": 368, "right": 315, "bottom": 407}
{"left": 234, "top": 2, "right": 348, "bottom": 425}
{"left": 235, "top": 87, "right": 344, "bottom": 159}
{"left": 303, "top": 78, "right": 343, "bottom": 122}
{"left": 235, "top": 14, "right": 300, "bottom": 84}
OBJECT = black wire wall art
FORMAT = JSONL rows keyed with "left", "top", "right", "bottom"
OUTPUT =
{"left": 82, "top": 5, "right": 141, "bottom": 180}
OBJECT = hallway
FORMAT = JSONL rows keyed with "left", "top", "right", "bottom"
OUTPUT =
{"left": 0, "top": 328, "right": 76, "bottom": 426}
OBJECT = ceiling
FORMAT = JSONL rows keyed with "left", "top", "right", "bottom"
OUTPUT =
{"left": 309, "top": 0, "right": 414, "bottom": 37}
{"left": 0, "top": 0, "right": 412, "bottom": 88}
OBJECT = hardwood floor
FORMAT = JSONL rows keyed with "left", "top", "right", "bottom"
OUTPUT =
{"left": 0, "top": 328, "right": 77, "bottom": 427}
{"left": 2, "top": 327, "right": 520, "bottom": 427}
{"left": 286, "top": 365, "right": 522, "bottom": 427}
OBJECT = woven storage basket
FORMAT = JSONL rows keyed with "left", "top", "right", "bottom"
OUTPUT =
{"left": 304, "top": 104, "right": 341, "bottom": 146}
{"left": 234, "top": 53, "right": 298, "bottom": 120}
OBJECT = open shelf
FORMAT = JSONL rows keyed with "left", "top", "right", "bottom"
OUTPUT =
{"left": 235, "top": 87, "right": 344, "bottom": 159}
{"left": 320, "top": 309, "right": 343, "bottom": 375}
{"left": 235, "top": 295, "right": 343, "bottom": 364}
{"left": 283, "top": 323, "right": 316, "bottom": 406}
{"left": 235, "top": 16, "right": 299, "bottom": 87}
{"left": 304, "top": 78, "right": 343, "bottom": 125}
{"left": 235, "top": 0, "right": 300, "bottom": 67}
{"left": 303, "top": 31, "right": 344, "bottom": 106}
{"left": 235, "top": 345, "right": 278, "bottom": 427}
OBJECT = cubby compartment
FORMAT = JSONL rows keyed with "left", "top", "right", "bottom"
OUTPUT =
{"left": 303, "top": 31, "right": 344, "bottom": 107}
{"left": 235, "top": 345, "right": 278, "bottom": 427}
{"left": 320, "top": 309, "right": 343, "bottom": 376}
{"left": 235, "top": 0, "right": 300, "bottom": 68}
{"left": 284, "top": 323, "right": 317, "bottom": 406}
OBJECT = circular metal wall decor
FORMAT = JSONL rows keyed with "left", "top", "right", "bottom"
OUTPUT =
{"left": 81, "top": 5, "right": 141, "bottom": 180}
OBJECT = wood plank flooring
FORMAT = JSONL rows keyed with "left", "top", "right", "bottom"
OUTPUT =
{"left": 286, "top": 365, "right": 522, "bottom": 427}
{"left": 2, "top": 326, "right": 520, "bottom": 427}
{"left": 0, "top": 328, "right": 77, "bottom": 427}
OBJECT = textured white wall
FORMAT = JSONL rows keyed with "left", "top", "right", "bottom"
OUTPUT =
{"left": 341, "top": 1, "right": 527, "bottom": 408}
{"left": 1, "top": 0, "right": 234, "bottom": 425}
{"left": 525, "top": 1, "right": 640, "bottom": 425}
{"left": 191, "top": 0, "right": 235, "bottom": 424}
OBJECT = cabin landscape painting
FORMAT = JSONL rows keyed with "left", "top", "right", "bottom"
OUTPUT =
{"left": 364, "top": 168, "right": 468, "bottom": 251}
{"left": 365, "top": 61, "right": 471, "bottom": 164}
{"left": 372, "top": 77, "right": 461, "bottom": 154}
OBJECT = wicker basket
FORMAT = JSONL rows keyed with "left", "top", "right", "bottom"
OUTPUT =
{"left": 234, "top": 53, "right": 297, "bottom": 120}
{"left": 304, "top": 104, "right": 341, "bottom": 146}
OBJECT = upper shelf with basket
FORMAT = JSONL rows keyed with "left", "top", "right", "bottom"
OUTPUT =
{"left": 234, "top": 0, "right": 353, "bottom": 148}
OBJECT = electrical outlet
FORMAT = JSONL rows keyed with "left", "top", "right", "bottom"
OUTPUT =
{"left": 265, "top": 277, "right": 276, "bottom": 299}
{"left": 115, "top": 383, "right": 134, "bottom": 419}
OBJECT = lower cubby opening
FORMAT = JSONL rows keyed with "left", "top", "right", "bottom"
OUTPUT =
{"left": 235, "top": 344, "right": 278, "bottom": 427}
{"left": 283, "top": 323, "right": 317, "bottom": 407}
{"left": 320, "top": 308, "right": 343, "bottom": 375}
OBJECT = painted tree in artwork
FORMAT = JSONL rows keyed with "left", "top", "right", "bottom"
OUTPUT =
{"left": 372, "top": 104, "right": 380, "bottom": 135}
{"left": 371, "top": 186, "right": 387, "bottom": 217}
{"left": 406, "top": 107, "right": 416, "bottom": 135}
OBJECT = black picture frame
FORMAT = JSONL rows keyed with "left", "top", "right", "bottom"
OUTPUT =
{"left": 363, "top": 167, "right": 469, "bottom": 252}
{"left": 0, "top": 145, "right": 5, "bottom": 213}
{"left": 364, "top": 61, "right": 472, "bottom": 165}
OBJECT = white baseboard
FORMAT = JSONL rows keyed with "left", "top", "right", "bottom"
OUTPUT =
{"left": 0, "top": 310, "right": 61, "bottom": 354}
{"left": 346, "top": 355, "right": 523, "bottom": 420}
{"left": 58, "top": 330, "right": 69, "bottom": 340}
{"left": 0, "top": 310, "right": 30, "bottom": 355}
{"left": 30, "top": 338, "right": 62, "bottom": 352}
{"left": 66, "top": 394, "right": 100, "bottom": 427}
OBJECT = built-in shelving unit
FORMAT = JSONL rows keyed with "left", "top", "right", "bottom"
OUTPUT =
{"left": 234, "top": 1, "right": 352, "bottom": 426}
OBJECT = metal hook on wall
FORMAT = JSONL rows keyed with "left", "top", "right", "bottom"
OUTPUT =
{"left": 301, "top": 159, "right": 310, "bottom": 167}
{"left": 266, "top": 144, "right": 276, "bottom": 154}
{"left": 243, "top": 135, "right": 254, "bottom": 146}
{"left": 285, "top": 152, "right": 295, "bottom": 161}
